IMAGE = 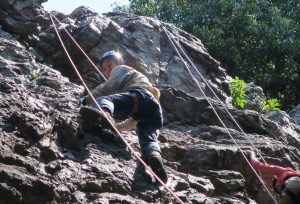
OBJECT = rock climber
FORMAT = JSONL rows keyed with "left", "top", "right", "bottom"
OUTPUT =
{"left": 79, "top": 50, "right": 168, "bottom": 184}
{"left": 245, "top": 150, "right": 300, "bottom": 204}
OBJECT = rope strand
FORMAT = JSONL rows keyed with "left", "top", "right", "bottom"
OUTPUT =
{"left": 286, "top": 149, "right": 300, "bottom": 162}
{"left": 49, "top": 11, "right": 107, "bottom": 81}
{"left": 49, "top": 14, "right": 184, "bottom": 204}
{"left": 163, "top": 25, "right": 267, "bottom": 164}
{"left": 162, "top": 25, "right": 279, "bottom": 204}
{"left": 38, "top": 4, "right": 278, "bottom": 202}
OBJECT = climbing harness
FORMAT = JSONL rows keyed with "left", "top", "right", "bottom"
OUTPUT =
{"left": 46, "top": 11, "right": 184, "bottom": 204}
{"left": 161, "top": 25, "right": 279, "bottom": 204}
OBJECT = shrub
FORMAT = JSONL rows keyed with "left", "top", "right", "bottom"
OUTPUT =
{"left": 263, "top": 98, "right": 281, "bottom": 112}
{"left": 231, "top": 76, "right": 247, "bottom": 109}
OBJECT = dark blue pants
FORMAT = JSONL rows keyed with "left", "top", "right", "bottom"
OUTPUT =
{"left": 92, "top": 88, "right": 163, "bottom": 158}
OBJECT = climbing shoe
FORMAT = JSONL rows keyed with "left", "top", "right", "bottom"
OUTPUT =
{"left": 79, "top": 106, "right": 116, "bottom": 134}
{"left": 147, "top": 151, "right": 168, "bottom": 184}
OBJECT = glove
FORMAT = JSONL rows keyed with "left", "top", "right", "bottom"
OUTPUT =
{"left": 78, "top": 95, "right": 88, "bottom": 106}
{"left": 115, "top": 118, "right": 137, "bottom": 132}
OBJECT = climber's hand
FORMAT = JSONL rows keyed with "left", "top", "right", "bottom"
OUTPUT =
{"left": 244, "top": 150, "right": 255, "bottom": 162}
{"left": 115, "top": 118, "right": 137, "bottom": 132}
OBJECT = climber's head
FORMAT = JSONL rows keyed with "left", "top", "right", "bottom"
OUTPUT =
{"left": 280, "top": 177, "right": 300, "bottom": 204}
{"left": 99, "top": 50, "right": 124, "bottom": 77}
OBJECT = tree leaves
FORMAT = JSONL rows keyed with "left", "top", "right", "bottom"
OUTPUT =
{"left": 231, "top": 76, "right": 247, "bottom": 109}
{"left": 263, "top": 98, "right": 281, "bottom": 112}
{"left": 115, "top": 0, "right": 300, "bottom": 109}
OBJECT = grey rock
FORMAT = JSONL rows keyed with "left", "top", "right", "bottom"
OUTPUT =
{"left": 0, "top": 25, "right": 13, "bottom": 39}
{"left": 289, "top": 104, "right": 300, "bottom": 125}
{"left": 265, "top": 111, "right": 300, "bottom": 147}
{"left": 0, "top": 183, "right": 22, "bottom": 204}
{"left": 206, "top": 170, "right": 245, "bottom": 194}
{"left": 54, "top": 115, "right": 80, "bottom": 151}
{"left": 0, "top": 0, "right": 45, "bottom": 37}
{"left": 0, "top": 164, "right": 55, "bottom": 203}
{"left": 35, "top": 9, "right": 230, "bottom": 101}
{"left": 0, "top": 1, "right": 300, "bottom": 204}
{"left": 244, "top": 82, "right": 266, "bottom": 112}
{"left": 8, "top": 111, "right": 53, "bottom": 140}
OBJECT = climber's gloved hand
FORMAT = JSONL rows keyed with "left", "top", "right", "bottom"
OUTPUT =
{"left": 78, "top": 95, "right": 88, "bottom": 106}
{"left": 115, "top": 118, "right": 137, "bottom": 132}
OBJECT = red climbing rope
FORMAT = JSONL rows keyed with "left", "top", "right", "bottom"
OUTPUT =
{"left": 48, "top": 13, "right": 184, "bottom": 204}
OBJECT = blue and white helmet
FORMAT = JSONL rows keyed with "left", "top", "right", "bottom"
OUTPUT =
{"left": 99, "top": 50, "right": 124, "bottom": 66}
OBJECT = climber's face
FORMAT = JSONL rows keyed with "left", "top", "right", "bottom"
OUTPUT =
{"left": 102, "top": 57, "right": 119, "bottom": 77}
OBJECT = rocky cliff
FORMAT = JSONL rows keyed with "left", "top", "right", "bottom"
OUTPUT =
{"left": 1, "top": 1, "right": 300, "bottom": 204}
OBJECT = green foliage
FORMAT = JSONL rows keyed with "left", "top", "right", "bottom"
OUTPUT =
{"left": 231, "top": 76, "right": 247, "bottom": 109}
{"left": 30, "top": 71, "right": 40, "bottom": 80}
{"left": 115, "top": 0, "right": 300, "bottom": 110}
{"left": 263, "top": 98, "right": 281, "bottom": 112}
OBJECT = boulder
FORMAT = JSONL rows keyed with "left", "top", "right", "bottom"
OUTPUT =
{"left": 289, "top": 104, "right": 300, "bottom": 125}
{"left": 265, "top": 111, "right": 300, "bottom": 147}
{"left": 244, "top": 82, "right": 266, "bottom": 112}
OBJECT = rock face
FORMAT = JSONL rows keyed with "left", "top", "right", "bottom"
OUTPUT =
{"left": 289, "top": 104, "right": 300, "bottom": 125}
{"left": 244, "top": 82, "right": 266, "bottom": 112}
{"left": 0, "top": 1, "right": 300, "bottom": 204}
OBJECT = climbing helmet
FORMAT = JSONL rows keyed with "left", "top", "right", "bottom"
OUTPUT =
{"left": 99, "top": 50, "right": 124, "bottom": 66}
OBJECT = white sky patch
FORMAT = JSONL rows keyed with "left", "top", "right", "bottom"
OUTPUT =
{"left": 43, "top": 0, "right": 129, "bottom": 14}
